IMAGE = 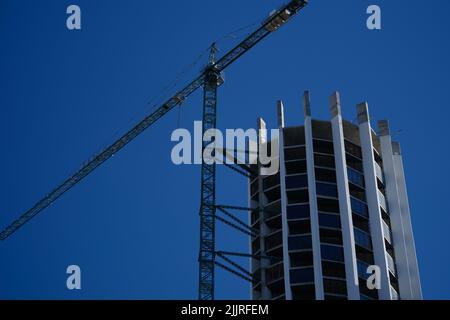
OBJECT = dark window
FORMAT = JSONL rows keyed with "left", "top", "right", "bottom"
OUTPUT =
{"left": 285, "top": 160, "right": 307, "bottom": 175}
{"left": 313, "top": 139, "right": 334, "bottom": 154}
{"left": 290, "top": 251, "right": 314, "bottom": 267}
{"left": 349, "top": 183, "right": 366, "bottom": 202}
{"left": 290, "top": 268, "right": 314, "bottom": 284}
{"left": 315, "top": 168, "right": 337, "bottom": 183}
{"left": 286, "top": 175, "right": 308, "bottom": 190}
{"left": 287, "top": 189, "right": 309, "bottom": 204}
{"left": 321, "top": 245, "right": 344, "bottom": 262}
{"left": 263, "top": 173, "right": 280, "bottom": 190}
{"left": 289, "top": 219, "right": 311, "bottom": 235}
{"left": 346, "top": 154, "right": 363, "bottom": 172}
{"left": 312, "top": 121, "right": 333, "bottom": 140}
{"left": 289, "top": 235, "right": 312, "bottom": 251}
{"left": 325, "top": 295, "right": 347, "bottom": 300}
{"left": 314, "top": 154, "right": 335, "bottom": 168}
{"left": 352, "top": 214, "right": 370, "bottom": 233}
{"left": 287, "top": 204, "right": 310, "bottom": 220}
{"left": 345, "top": 140, "right": 362, "bottom": 159}
{"left": 250, "top": 179, "right": 259, "bottom": 196}
{"left": 323, "top": 279, "right": 347, "bottom": 295}
{"left": 291, "top": 284, "right": 315, "bottom": 300}
{"left": 359, "top": 282, "right": 378, "bottom": 299}
{"left": 319, "top": 213, "right": 341, "bottom": 229}
{"left": 252, "top": 237, "right": 260, "bottom": 253}
{"left": 320, "top": 228, "right": 343, "bottom": 245}
{"left": 316, "top": 182, "right": 338, "bottom": 198}
{"left": 264, "top": 201, "right": 281, "bottom": 220}
{"left": 347, "top": 167, "right": 364, "bottom": 188}
{"left": 266, "top": 263, "right": 284, "bottom": 283}
{"left": 351, "top": 197, "right": 368, "bottom": 218}
{"left": 285, "top": 147, "right": 306, "bottom": 161}
{"left": 317, "top": 198, "right": 340, "bottom": 213}
{"left": 264, "top": 187, "right": 280, "bottom": 204}
{"left": 389, "top": 271, "right": 400, "bottom": 293}
{"left": 354, "top": 228, "right": 372, "bottom": 250}
{"left": 283, "top": 127, "right": 305, "bottom": 146}
{"left": 357, "top": 260, "right": 370, "bottom": 280}
{"left": 374, "top": 150, "right": 383, "bottom": 167}
{"left": 356, "top": 246, "right": 375, "bottom": 265}
{"left": 265, "top": 231, "right": 282, "bottom": 250}
{"left": 322, "top": 261, "right": 346, "bottom": 279}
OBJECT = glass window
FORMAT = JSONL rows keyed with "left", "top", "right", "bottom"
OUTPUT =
{"left": 323, "top": 279, "right": 347, "bottom": 295}
{"left": 347, "top": 167, "right": 364, "bottom": 188}
{"left": 283, "top": 127, "right": 305, "bottom": 146}
{"left": 285, "top": 147, "right": 306, "bottom": 161}
{"left": 289, "top": 235, "right": 312, "bottom": 250}
{"left": 351, "top": 197, "right": 368, "bottom": 218}
{"left": 289, "top": 219, "right": 311, "bottom": 235}
{"left": 356, "top": 247, "right": 375, "bottom": 265}
{"left": 290, "top": 251, "right": 313, "bottom": 267}
{"left": 319, "top": 213, "right": 341, "bottom": 229}
{"left": 265, "top": 231, "right": 282, "bottom": 249}
{"left": 285, "top": 160, "right": 307, "bottom": 175}
{"left": 286, "top": 175, "right": 307, "bottom": 190}
{"left": 264, "top": 186, "right": 281, "bottom": 204}
{"left": 316, "top": 182, "right": 338, "bottom": 198}
{"left": 352, "top": 213, "right": 370, "bottom": 233}
{"left": 322, "top": 261, "right": 346, "bottom": 279}
{"left": 263, "top": 173, "right": 280, "bottom": 190}
{"left": 313, "top": 139, "right": 334, "bottom": 154}
{"left": 287, "top": 189, "right": 309, "bottom": 204}
{"left": 320, "top": 228, "right": 343, "bottom": 245}
{"left": 314, "top": 154, "right": 335, "bottom": 168}
{"left": 291, "top": 284, "right": 316, "bottom": 300}
{"left": 317, "top": 198, "right": 340, "bottom": 213}
{"left": 290, "top": 268, "right": 314, "bottom": 284}
{"left": 321, "top": 244, "right": 344, "bottom": 262}
{"left": 315, "top": 168, "right": 337, "bottom": 183}
{"left": 287, "top": 204, "right": 310, "bottom": 220}
{"left": 345, "top": 140, "right": 362, "bottom": 159}
{"left": 354, "top": 228, "right": 372, "bottom": 250}
{"left": 346, "top": 153, "right": 363, "bottom": 172}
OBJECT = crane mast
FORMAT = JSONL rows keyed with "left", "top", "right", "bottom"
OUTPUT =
{"left": 1, "top": 0, "right": 309, "bottom": 300}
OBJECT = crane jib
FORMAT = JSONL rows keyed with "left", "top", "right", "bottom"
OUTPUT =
{"left": 0, "top": 0, "right": 308, "bottom": 240}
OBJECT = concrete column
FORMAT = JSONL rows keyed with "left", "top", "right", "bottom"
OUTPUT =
{"left": 277, "top": 100, "right": 293, "bottom": 300}
{"left": 391, "top": 142, "right": 422, "bottom": 299}
{"left": 357, "top": 103, "right": 391, "bottom": 299}
{"left": 257, "top": 117, "right": 271, "bottom": 299}
{"left": 329, "top": 92, "right": 360, "bottom": 299}
{"left": 303, "top": 91, "right": 324, "bottom": 299}
{"left": 378, "top": 120, "right": 421, "bottom": 299}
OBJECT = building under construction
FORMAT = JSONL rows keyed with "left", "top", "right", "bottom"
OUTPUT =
{"left": 249, "top": 91, "right": 422, "bottom": 300}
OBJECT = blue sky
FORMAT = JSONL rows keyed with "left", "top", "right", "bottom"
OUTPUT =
{"left": 0, "top": 0, "right": 449, "bottom": 299}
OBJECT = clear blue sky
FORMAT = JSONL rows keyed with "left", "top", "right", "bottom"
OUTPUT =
{"left": 1, "top": 0, "right": 449, "bottom": 299}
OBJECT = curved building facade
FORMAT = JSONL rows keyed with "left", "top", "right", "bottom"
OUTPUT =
{"left": 249, "top": 91, "right": 421, "bottom": 300}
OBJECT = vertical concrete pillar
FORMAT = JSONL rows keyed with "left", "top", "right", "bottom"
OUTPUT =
{"left": 257, "top": 117, "right": 271, "bottom": 300}
{"left": 391, "top": 141, "right": 422, "bottom": 299}
{"left": 277, "top": 101, "right": 293, "bottom": 300}
{"left": 329, "top": 92, "right": 360, "bottom": 299}
{"left": 303, "top": 91, "right": 324, "bottom": 299}
{"left": 378, "top": 120, "right": 421, "bottom": 299}
{"left": 357, "top": 103, "right": 391, "bottom": 299}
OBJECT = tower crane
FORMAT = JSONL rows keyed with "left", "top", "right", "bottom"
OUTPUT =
{"left": 0, "top": 0, "right": 309, "bottom": 300}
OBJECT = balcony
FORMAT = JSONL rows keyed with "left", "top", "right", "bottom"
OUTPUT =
{"left": 375, "top": 161, "right": 384, "bottom": 184}
{"left": 386, "top": 252, "right": 397, "bottom": 275}
{"left": 378, "top": 190, "right": 387, "bottom": 211}
{"left": 383, "top": 220, "right": 392, "bottom": 244}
